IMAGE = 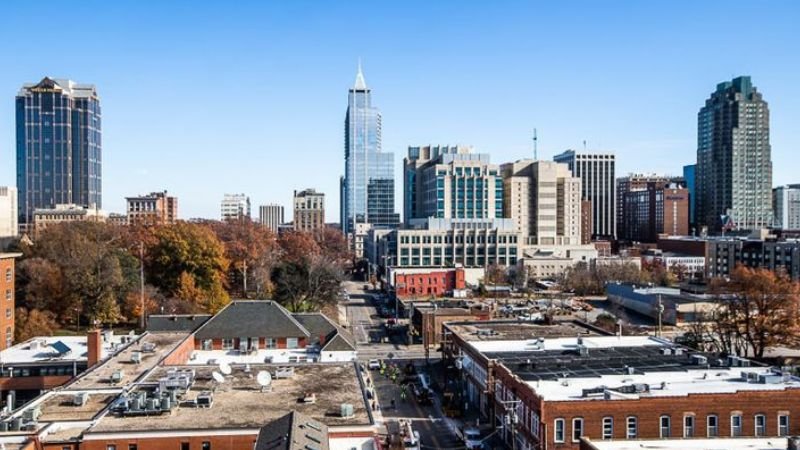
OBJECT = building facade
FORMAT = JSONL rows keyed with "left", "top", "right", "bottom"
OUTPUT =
{"left": 220, "top": 193, "right": 251, "bottom": 221}
{"left": 617, "top": 174, "right": 683, "bottom": 240}
{"left": 16, "top": 78, "right": 101, "bottom": 229}
{"left": 126, "top": 191, "right": 178, "bottom": 225}
{"left": 683, "top": 164, "right": 696, "bottom": 230}
{"left": 773, "top": 184, "right": 800, "bottom": 230}
{"left": 553, "top": 150, "right": 616, "bottom": 239}
{"left": 340, "top": 64, "right": 399, "bottom": 233}
{"left": 258, "top": 204, "right": 284, "bottom": 232}
{"left": 708, "top": 237, "right": 800, "bottom": 280}
{"left": 390, "top": 267, "right": 467, "bottom": 298}
{"left": 0, "top": 187, "right": 17, "bottom": 238}
{"left": 696, "top": 76, "right": 772, "bottom": 232}
{"left": 0, "top": 253, "right": 21, "bottom": 350}
{"left": 32, "top": 204, "right": 107, "bottom": 234}
{"left": 622, "top": 183, "right": 689, "bottom": 243}
{"left": 293, "top": 189, "right": 325, "bottom": 232}
{"left": 502, "top": 160, "right": 582, "bottom": 247}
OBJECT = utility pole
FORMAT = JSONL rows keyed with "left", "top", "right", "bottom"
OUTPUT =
{"left": 242, "top": 260, "right": 248, "bottom": 296}
{"left": 139, "top": 242, "right": 145, "bottom": 330}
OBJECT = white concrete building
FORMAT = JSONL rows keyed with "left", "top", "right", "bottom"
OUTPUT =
{"left": 773, "top": 184, "right": 800, "bottom": 230}
{"left": 0, "top": 187, "right": 17, "bottom": 238}
{"left": 220, "top": 193, "right": 251, "bottom": 220}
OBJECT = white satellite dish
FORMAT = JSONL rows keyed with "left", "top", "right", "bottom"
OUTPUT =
{"left": 256, "top": 371, "right": 272, "bottom": 387}
{"left": 211, "top": 371, "right": 225, "bottom": 384}
{"left": 219, "top": 362, "right": 232, "bottom": 375}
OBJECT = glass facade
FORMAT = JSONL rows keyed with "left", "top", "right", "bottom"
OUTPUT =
{"left": 341, "top": 66, "right": 399, "bottom": 233}
{"left": 16, "top": 77, "right": 101, "bottom": 226}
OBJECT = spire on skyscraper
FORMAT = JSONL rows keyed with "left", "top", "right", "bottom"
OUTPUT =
{"left": 354, "top": 59, "right": 367, "bottom": 90}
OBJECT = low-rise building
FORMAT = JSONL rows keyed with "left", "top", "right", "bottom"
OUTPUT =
{"left": 126, "top": 191, "right": 178, "bottom": 225}
{"left": 443, "top": 320, "right": 800, "bottom": 450}
{"left": 32, "top": 204, "right": 107, "bottom": 234}
{"left": 221, "top": 193, "right": 251, "bottom": 221}
{"left": 388, "top": 267, "right": 466, "bottom": 298}
{"left": 581, "top": 437, "right": 790, "bottom": 450}
{"left": 708, "top": 232, "right": 800, "bottom": 280}
{"left": 641, "top": 250, "right": 705, "bottom": 279}
{"left": 606, "top": 283, "right": 717, "bottom": 326}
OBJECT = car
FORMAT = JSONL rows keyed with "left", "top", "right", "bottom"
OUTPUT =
{"left": 367, "top": 359, "right": 381, "bottom": 370}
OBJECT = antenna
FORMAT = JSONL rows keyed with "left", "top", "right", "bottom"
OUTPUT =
{"left": 533, "top": 128, "right": 538, "bottom": 160}
{"left": 256, "top": 371, "right": 272, "bottom": 392}
{"left": 219, "top": 362, "right": 232, "bottom": 376}
{"left": 583, "top": 140, "right": 587, "bottom": 152}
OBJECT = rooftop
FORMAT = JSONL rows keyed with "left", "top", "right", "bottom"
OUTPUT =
{"left": 255, "top": 411, "right": 329, "bottom": 450}
{"left": 147, "top": 314, "right": 212, "bottom": 333}
{"left": 0, "top": 335, "right": 128, "bottom": 365}
{"left": 583, "top": 437, "right": 789, "bottom": 450}
{"left": 447, "top": 319, "right": 602, "bottom": 342}
{"left": 68, "top": 333, "right": 188, "bottom": 390}
{"left": 88, "top": 363, "right": 370, "bottom": 433}
{"left": 36, "top": 391, "right": 118, "bottom": 422}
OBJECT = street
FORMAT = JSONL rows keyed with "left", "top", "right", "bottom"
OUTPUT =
{"left": 342, "top": 281, "right": 461, "bottom": 449}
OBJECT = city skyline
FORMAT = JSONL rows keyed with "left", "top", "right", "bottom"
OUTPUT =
{"left": 0, "top": 2, "right": 798, "bottom": 220}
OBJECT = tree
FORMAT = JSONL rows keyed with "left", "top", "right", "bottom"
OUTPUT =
{"left": 314, "top": 228, "right": 351, "bottom": 264}
{"left": 15, "top": 308, "right": 58, "bottom": 342}
{"left": 278, "top": 231, "right": 321, "bottom": 265}
{"left": 271, "top": 255, "right": 343, "bottom": 312}
{"left": 204, "top": 220, "right": 279, "bottom": 297}
{"left": 122, "top": 285, "right": 162, "bottom": 323}
{"left": 708, "top": 267, "right": 800, "bottom": 358}
{"left": 147, "top": 222, "right": 230, "bottom": 312}
{"left": 15, "top": 258, "right": 66, "bottom": 313}
{"left": 484, "top": 264, "right": 507, "bottom": 285}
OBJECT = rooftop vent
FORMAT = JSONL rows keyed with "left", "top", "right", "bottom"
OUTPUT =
{"left": 340, "top": 403, "right": 355, "bottom": 418}
{"left": 73, "top": 392, "right": 88, "bottom": 406}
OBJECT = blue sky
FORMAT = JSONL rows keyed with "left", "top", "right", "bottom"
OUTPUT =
{"left": 1, "top": 1, "right": 798, "bottom": 221}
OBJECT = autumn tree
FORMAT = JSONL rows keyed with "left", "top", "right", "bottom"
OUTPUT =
{"left": 483, "top": 264, "right": 507, "bottom": 285}
{"left": 15, "top": 308, "right": 58, "bottom": 342}
{"left": 147, "top": 222, "right": 230, "bottom": 312}
{"left": 313, "top": 227, "right": 351, "bottom": 264}
{"left": 278, "top": 231, "right": 321, "bottom": 264}
{"left": 708, "top": 266, "right": 800, "bottom": 358}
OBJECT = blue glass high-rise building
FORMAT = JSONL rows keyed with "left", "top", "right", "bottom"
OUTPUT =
{"left": 16, "top": 77, "right": 102, "bottom": 227}
{"left": 340, "top": 65, "right": 399, "bottom": 234}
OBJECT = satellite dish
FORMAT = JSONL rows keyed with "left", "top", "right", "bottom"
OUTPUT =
{"left": 219, "top": 362, "right": 232, "bottom": 375}
{"left": 212, "top": 371, "right": 225, "bottom": 383}
{"left": 256, "top": 371, "right": 272, "bottom": 387}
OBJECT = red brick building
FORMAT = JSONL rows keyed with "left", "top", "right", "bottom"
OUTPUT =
{"left": 392, "top": 267, "right": 466, "bottom": 298}
{"left": 443, "top": 320, "right": 800, "bottom": 450}
{"left": 0, "top": 252, "right": 21, "bottom": 350}
{"left": 622, "top": 183, "right": 689, "bottom": 243}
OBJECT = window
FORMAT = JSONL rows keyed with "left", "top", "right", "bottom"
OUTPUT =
{"left": 201, "top": 339, "right": 212, "bottom": 350}
{"left": 286, "top": 337, "right": 299, "bottom": 349}
{"left": 731, "top": 414, "right": 743, "bottom": 437}
{"left": 660, "top": 415, "right": 671, "bottom": 438}
{"left": 626, "top": 416, "right": 638, "bottom": 439}
{"left": 602, "top": 417, "right": 613, "bottom": 439}
{"left": 5, "top": 308, "right": 10, "bottom": 318}
{"left": 4, "top": 268, "right": 10, "bottom": 282}
{"left": 4, "top": 289, "right": 9, "bottom": 301}
{"left": 265, "top": 338, "right": 276, "bottom": 349}
{"left": 707, "top": 415, "right": 718, "bottom": 437}
{"left": 107, "top": 446, "right": 116, "bottom": 450}
{"left": 128, "top": 445, "right": 137, "bottom": 450}
{"left": 181, "top": 443, "right": 190, "bottom": 450}
{"left": 779, "top": 414, "right": 790, "bottom": 436}
{"left": 202, "top": 442, "right": 210, "bottom": 450}
{"left": 572, "top": 418, "right": 584, "bottom": 442}
{"left": 755, "top": 414, "right": 766, "bottom": 437}
{"left": 222, "top": 339, "right": 233, "bottom": 350}
{"left": 554, "top": 418, "right": 565, "bottom": 443}
{"left": 684, "top": 415, "right": 695, "bottom": 438}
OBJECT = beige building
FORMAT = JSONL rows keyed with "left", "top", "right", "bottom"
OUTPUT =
{"left": 126, "top": 191, "right": 178, "bottom": 225}
{"left": 0, "top": 187, "right": 17, "bottom": 238}
{"left": 258, "top": 204, "right": 284, "bottom": 232}
{"left": 293, "top": 189, "right": 325, "bottom": 232}
{"left": 502, "top": 160, "right": 582, "bottom": 246}
{"left": 33, "top": 204, "right": 107, "bottom": 234}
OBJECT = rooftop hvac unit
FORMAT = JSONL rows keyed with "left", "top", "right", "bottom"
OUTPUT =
{"left": 142, "top": 342, "right": 157, "bottom": 353}
{"left": 276, "top": 367, "right": 294, "bottom": 379}
{"left": 111, "top": 369, "right": 124, "bottom": 384}
{"left": 23, "top": 406, "right": 40, "bottom": 422}
{"left": 73, "top": 392, "right": 89, "bottom": 406}
{"left": 131, "top": 351, "right": 142, "bottom": 364}
{"left": 340, "top": 403, "right": 354, "bottom": 418}
{"left": 196, "top": 391, "right": 213, "bottom": 408}
{"left": 690, "top": 354, "right": 708, "bottom": 365}
{"left": 758, "top": 374, "right": 783, "bottom": 384}
{"left": 577, "top": 345, "right": 589, "bottom": 357}
{"left": 673, "top": 347, "right": 684, "bottom": 356}
{"left": 29, "top": 341, "right": 40, "bottom": 351}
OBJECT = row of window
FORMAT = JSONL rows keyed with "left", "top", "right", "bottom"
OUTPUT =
{"left": 199, "top": 338, "right": 299, "bottom": 351}
{"left": 105, "top": 442, "right": 211, "bottom": 450}
{"left": 553, "top": 413, "right": 791, "bottom": 443}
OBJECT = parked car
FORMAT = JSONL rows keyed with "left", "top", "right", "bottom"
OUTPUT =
{"left": 367, "top": 359, "right": 381, "bottom": 370}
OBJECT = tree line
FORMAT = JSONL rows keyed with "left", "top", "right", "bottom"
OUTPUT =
{"left": 8, "top": 220, "right": 351, "bottom": 340}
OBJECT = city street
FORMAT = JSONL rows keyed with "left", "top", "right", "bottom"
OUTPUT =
{"left": 342, "top": 281, "right": 460, "bottom": 448}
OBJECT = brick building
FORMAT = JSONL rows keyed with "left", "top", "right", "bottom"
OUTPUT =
{"left": 0, "top": 253, "right": 21, "bottom": 350}
{"left": 126, "top": 191, "right": 178, "bottom": 225}
{"left": 391, "top": 267, "right": 466, "bottom": 298}
{"left": 443, "top": 320, "right": 800, "bottom": 450}
{"left": 621, "top": 183, "right": 689, "bottom": 243}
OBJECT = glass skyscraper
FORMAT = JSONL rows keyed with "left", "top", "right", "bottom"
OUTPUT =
{"left": 16, "top": 77, "right": 102, "bottom": 227}
{"left": 340, "top": 65, "right": 399, "bottom": 234}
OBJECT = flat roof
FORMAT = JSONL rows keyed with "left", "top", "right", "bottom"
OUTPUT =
{"left": 448, "top": 320, "right": 602, "bottom": 342}
{"left": 0, "top": 335, "right": 127, "bottom": 365}
{"left": 531, "top": 366, "right": 800, "bottom": 401}
{"left": 88, "top": 363, "right": 370, "bottom": 433}
{"left": 583, "top": 437, "right": 787, "bottom": 450}
{"left": 68, "top": 333, "right": 188, "bottom": 389}
{"left": 470, "top": 335, "right": 666, "bottom": 354}
{"left": 37, "top": 392, "right": 117, "bottom": 422}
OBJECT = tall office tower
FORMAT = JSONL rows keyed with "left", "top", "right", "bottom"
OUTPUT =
{"left": 126, "top": 191, "right": 178, "bottom": 225}
{"left": 501, "top": 160, "right": 582, "bottom": 246}
{"left": 294, "top": 189, "right": 325, "bottom": 232}
{"left": 16, "top": 77, "right": 102, "bottom": 229}
{"left": 403, "top": 145, "right": 503, "bottom": 222}
{"left": 0, "top": 187, "right": 18, "bottom": 238}
{"left": 553, "top": 150, "right": 616, "bottom": 239}
{"left": 683, "top": 164, "right": 696, "bottom": 230}
{"left": 773, "top": 185, "right": 800, "bottom": 230}
{"left": 616, "top": 174, "right": 682, "bottom": 241}
{"left": 340, "top": 64, "right": 399, "bottom": 234}
{"left": 696, "top": 76, "right": 772, "bottom": 232}
{"left": 258, "top": 204, "right": 284, "bottom": 232}
{"left": 221, "top": 193, "right": 251, "bottom": 221}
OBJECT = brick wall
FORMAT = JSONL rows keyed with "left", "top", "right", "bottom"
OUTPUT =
{"left": 396, "top": 268, "right": 465, "bottom": 298}
{"left": 162, "top": 335, "right": 195, "bottom": 366}
{"left": 0, "top": 257, "right": 16, "bottom": 351}
{"left": 81, "top": 433, "right": 258, "bottom": 450}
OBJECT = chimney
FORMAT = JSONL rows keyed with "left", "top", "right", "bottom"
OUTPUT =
{"left": 319, "top": 334, "right": 326, "bottom": 346}
{"left": 87, "top": 329, "right": 103, "bottom": 367}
